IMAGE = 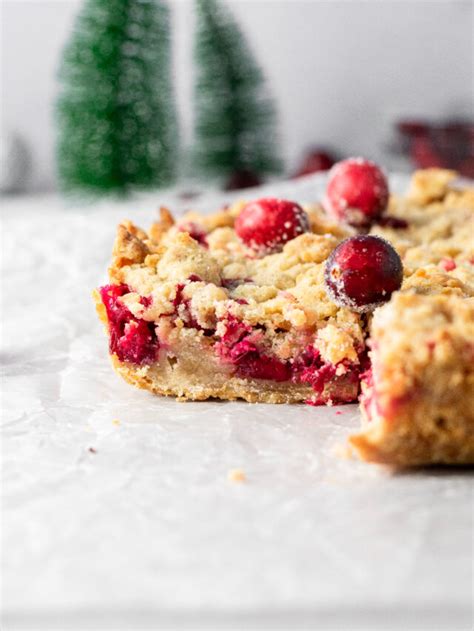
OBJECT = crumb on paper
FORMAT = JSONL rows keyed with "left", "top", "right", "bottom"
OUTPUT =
{"left": 112, "top": 419, "right": 121, "bottom": 426}
{"left": 332, "top": 442, "right": 354, "bottom": 460}
{"left": 228, "top": 468, "right": 246, "bottom": 483}
{"left": 335, "top": 410, "right": 343, "bottom": 415}
{"left": 88, "top": 447, "right": 97, "bottom": 454}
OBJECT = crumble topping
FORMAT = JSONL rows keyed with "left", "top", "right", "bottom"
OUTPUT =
{"left": 227, "top": 469, "right": 246, "bottom": 483}
{"left": 371, "top": 292, "right": 474, "bottom": 398}
{"left": 110, "top": 170, "right": 472, "bottom": 374}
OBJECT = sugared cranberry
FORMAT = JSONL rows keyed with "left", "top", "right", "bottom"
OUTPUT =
{"left": 324, "top": 158, "right": 389, "bottom": 228}
{"left": 324, "top": 235, "right": 403, "bottom": 312}
{"left": 235, "top": 198, "right": 309, "bottom": 255}
{"left": 99, "top": 284, "right": 158, "bottom": 365}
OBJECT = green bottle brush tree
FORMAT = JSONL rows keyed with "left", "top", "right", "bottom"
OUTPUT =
{"left": 56, "top": 0, "right": 177, "bottom": 196}
{"left": 193, "top": 0, "right": 282, "bottom": 189}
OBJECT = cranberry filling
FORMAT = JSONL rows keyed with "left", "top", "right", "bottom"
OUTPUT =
{"left": 231, "top": 339, "right": 292, "bottom": 382}
{"left": 118, "top": 320, "right": 158, "bottom": 365}
{"left": 99, "top": 284, "right": 158, "bottom": 365}
{"left": 216, "top": 316, "right": 364, "bottom": 396}
{"left": 359, "top": 365, "right": 412, "bottom": 421}
{"left": 140, "top": 295, "right": 153, "bottom": 308}
{"left": 216, "top": 315, "right": 291, "bottom": 382}
{"left": 171, "top": 278, "right": 216, "bottom": 335}
{"left": 292, "top": 346, "right": 361, "bottom": 405}
{"left": 217, "top": 314, "right": 252, "bottom": 350}
{"left": 101, "top": 283, "right": 367, "bottom": 402}
{"left": 172, "top": 281, "right": 213, "bottom": 333}
{"left": 359, "top": 367, "right": 376, "bottom": 420}
{"left": 173, "top": 283, "right": 200, "bottom": 329}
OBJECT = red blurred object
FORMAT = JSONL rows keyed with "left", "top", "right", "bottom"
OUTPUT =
{"left": 397, "top": 118, "right": 474, "bottom": 177}
{"left": 458, "top": 157, "right": 474, "bottom": 179}
{"left": 224, "top": 170, "right": 262, "bottom": 190}
{"left": 410, "top": 137, "right": 448, "bottom": 169}
{"left": 397, "top": 120, "right": 430, "bottom": 138}
{"left": 293, "top": 149, "right": 336, "bottom": 178}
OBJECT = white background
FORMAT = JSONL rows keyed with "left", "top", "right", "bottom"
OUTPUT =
{"left": 1, "top": 0, "right": 473, "bottom": 191}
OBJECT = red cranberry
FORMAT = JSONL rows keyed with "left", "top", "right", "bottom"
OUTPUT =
{"left": 235, "top": 198, "right": 310, "bottom": 255}
{"left": 324, "top": 235, "right": 403, "bottom": 312}
{"left": 324, "top": 158, "right": 389, "bottom": 228}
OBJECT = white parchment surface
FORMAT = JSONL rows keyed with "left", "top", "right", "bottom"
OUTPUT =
{"left": 1, "top": 175, "right": 472, "bottom": 630}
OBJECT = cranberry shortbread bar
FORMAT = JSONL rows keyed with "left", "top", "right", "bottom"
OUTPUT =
{"left": 94, "top": 164, "right": 474, "bottom": 466}
{"left": 95, "top": 204, "right": 365, "bottom": 405}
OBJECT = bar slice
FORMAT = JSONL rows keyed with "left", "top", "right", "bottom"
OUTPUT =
{"left": 94, "top": 206, "right": 366, "bottom": 404}
{"left": 350, "top": 292, "right": 474, "bottom": 465}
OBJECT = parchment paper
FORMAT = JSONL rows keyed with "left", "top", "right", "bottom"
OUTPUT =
{"left": 1, "top": 174, "right": 472, "bottom": 630}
